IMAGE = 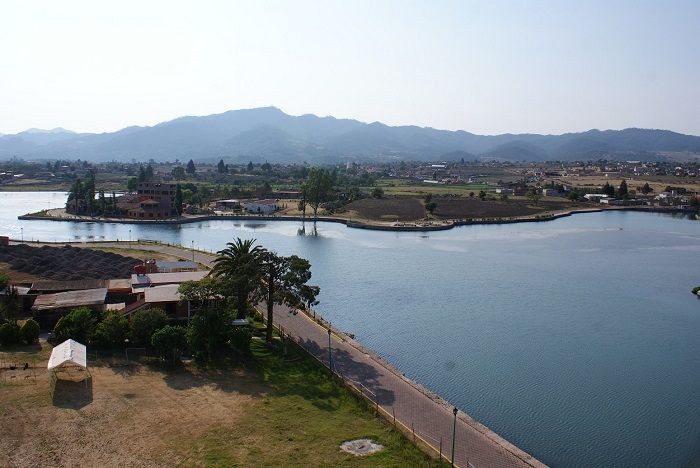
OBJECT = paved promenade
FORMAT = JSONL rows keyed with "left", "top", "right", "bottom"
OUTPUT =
{"left": 15, "top": 240, "right": 545, "bottom": 467}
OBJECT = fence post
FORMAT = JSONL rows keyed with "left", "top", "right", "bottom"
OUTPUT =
{"left": 412, "top": 421, "right": 415, "bottom": 443}
{"left": 440, "top": 437, "right": 443, "bottom": 460}
{"left": 392, "top": 407, "right": 396, "bottom": 426}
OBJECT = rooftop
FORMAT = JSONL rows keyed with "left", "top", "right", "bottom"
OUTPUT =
{"left": 32, "top": 288, "right": 107, "bottom": 311}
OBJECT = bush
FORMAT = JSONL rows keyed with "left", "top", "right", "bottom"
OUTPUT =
{"left": 230, "top": 327, "right": 253, "bottom": 354}
{"left": 19, "top": 319, "right": 40, "bottom": 344}
{"left": 130, "top": 308, "right": 167, "bottom": 346}
{"left": 54, "top": 307, "right": 101, "bottom": 344}
{"left": 0, "top": 322, "right": 20, "bottom": 347}
{"left": 692, "top": 286, "right": 700, "bottom": 295}
{"left": 151, "top": 325, "right": 187, "bottom": 364}
{"left": 94, "top": 311, "right": 130, "bottom": 347}
{"left": 187, "top": 307, "right": 234, "bottom": 360}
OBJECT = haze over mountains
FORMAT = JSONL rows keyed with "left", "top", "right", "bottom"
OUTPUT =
{"left": 2, "top": 107, "right": 699, "bottom": 163}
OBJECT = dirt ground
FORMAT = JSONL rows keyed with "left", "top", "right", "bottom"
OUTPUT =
{"left": 431, "top": 197, "right": 586, "bottom": 219}
{"left": 343, "top": 197, "right": 426, "bottom": 221}
{"left": 0, "top": 350, "right": 257, "bottom": 467}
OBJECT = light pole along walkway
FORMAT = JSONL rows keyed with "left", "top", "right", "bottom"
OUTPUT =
{"left": 22, "top": 239, "right": 545, "bottom": 467}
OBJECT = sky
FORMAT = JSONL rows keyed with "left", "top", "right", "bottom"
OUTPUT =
{"left": 1, "top": 0, "right": 699, "bottom": 136}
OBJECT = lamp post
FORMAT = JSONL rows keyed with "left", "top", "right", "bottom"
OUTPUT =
{"left": 191, "top": 240, "right": 195, "bottom": 262}
{"left": 128, "top": 229, "right": 131, "bottom": 244}
{"left": 451, "top": 407, "right": 458, "bottom": 467}
{"left": 20, "top": 227, "right": 23, "bottom": 243}
{"left": 327, "top": 328, "right": 333, "bottom": 371}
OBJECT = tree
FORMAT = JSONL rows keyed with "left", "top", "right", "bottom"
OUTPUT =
{"left": 256, "top": 250, "right": 319, "bottom": 343}
{"left": 261, "top": 162, "right": 272, "bottom": 174}
{"left": 145, "top": 163, "right": 154, "bottom": 181}
{"left": 217, "top": 159, "right": 227, "bottom": 174}
{"left": 130, "top": 308, "right": 167, "bottom": 346}
{"left": 641, "top": 182, "right": 653, "bottom": 195}
{"left": 186, "top": 159, "right": 196, "bottom": 174}
{"left": 151, "top": 325, "right": 187, "bottom": 365}
{"left": 187, "top": 307, "right": 234, "bottom": 360}
{"left": 0, "top": 323, "right": 19, "bottom": 347}
{"left": 178, "top": 277, "right": 221, "bottom": 313}
{"left": 247, "top": 161, "right": 254, "bottom": 172}
{"left": 0, "top": 285, "right": 20, "bottom": 324}
{"left": 602, "top": 182, "right": 615, "bottom": 197}
{"left": 0, "top": 273, "right": 8, "bottom": 291}
{"left": 211, "top": 239, "right": 264, "bottom": 319}
{"left": 19, "top": 319, "right": 40, "bottom": 345}
{"left": 526, "top": 189, "right": 542, "bottom": 206}
{"left": 175, "top": 184, "right": 183, "bottom": 216}
{"left": 371, "top": 187, "right": 384, "bottom": 198}
{"left": 127, "top": 177, "right": 139, "bottom": 192}
{"left": 94, "top": 311, "right": 130, "bottom": 347}
{"left": 424, "top": 193, "right": 437, "bottom": 215}
{"left": 305, "top": 168, "right": 333, "bottom": 220}
{"left": 138, "top": 165, "right": 147, "bottom": 183}
{"left": 298, "top": 186, "right": 307, "bottom": 219}
{"left": 617, "top": 179, "right": 629, "bottom": 199}
{"left": 54, "top": 307, "right": 102, "bottom": 344}
{"left": 172, "top": 166, "right": 186, "bottom": 180}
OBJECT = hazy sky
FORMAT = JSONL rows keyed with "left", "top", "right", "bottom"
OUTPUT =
{"left": 2, "top": 0, "right": 699, "bottom": 135}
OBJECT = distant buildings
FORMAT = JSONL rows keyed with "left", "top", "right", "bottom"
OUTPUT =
{"left": 126, "top": 182, "right": 178, "bottom": 219}
{"left": 243, "top": 199, "right": 279, "bottom": 214}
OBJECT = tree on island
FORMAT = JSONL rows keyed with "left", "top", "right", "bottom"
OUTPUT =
{"left": 186, "top": 159, "right": 196, "bottom": 174}
{"left": 640, "top": 182, "right": 653, "bottom": 195}
{"left": 526, "top": 188, "right": 542, "bottom": 206}
{"left": 424, "top": 193, "right": 437, "bottom": 215}
{"left": 305, "top": 167, "right": 334, "bottom": 221}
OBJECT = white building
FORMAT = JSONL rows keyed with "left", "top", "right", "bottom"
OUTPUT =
{"left": 243, "top": 199, "right": 279, "bottom": 214}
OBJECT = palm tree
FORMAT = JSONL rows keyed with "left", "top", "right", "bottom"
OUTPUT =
{"left": 211, "top": 238, "right": 264, "bottom": 319}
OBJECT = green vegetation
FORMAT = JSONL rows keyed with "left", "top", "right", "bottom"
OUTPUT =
{"left": 54, "top": 307, "right": 101, "bottom": 343}
{"left": 186, "top": 339, "right": 444, "bottom": 466}
{"left": 129, "top": 307, "right": 167, "bottom": 346}
{"left": 18, "top": 319, "right": 40, "bottom": 345}
{"left": 151, "top": 325, "right": 187, "bottom": 365}
{"left": 210, "top": 238, "right": 319, "bottom": 344}
{"left": 0, "top": 322, "right": 20, "bottom": 346}
{"left": 692, "top": 286, "right": 700, "bottom": 295}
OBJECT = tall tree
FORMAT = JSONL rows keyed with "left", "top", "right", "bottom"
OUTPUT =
{"left": 146, "top": 163, "right": 155, "bottom": 181}
{"left": 305, "top": 168, "right": 333, "bottom": 220}
{"left": 617, "top": 179, "right": 629, "bottom": 199}
{"left": 186, "top": 159, "right": 196, "bottom": 174}
{"left": 217, "top": 159, "right": 227, "bottom": 174}
{"left": 256, "top": 250, "right": 319, "bottom": 343}
{"left": 298, "top": 185, "right": 307, "bottom": 219}
{"left": 211, "top": 239, "right": 264, "bottom": 319}
{"left": 172, "top": 166, "right": 186, "bottom": 180}
{"left": 175, "top": 184, "right": 183, "bottom": 216}
{"left": 138, "top": 165, "right": 147, "bottom": 183}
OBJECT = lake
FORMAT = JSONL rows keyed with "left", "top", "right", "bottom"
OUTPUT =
{"left": 2, "top": 191, "right": 700, "bottom": 467}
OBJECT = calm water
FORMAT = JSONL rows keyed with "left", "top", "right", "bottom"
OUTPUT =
{"left": 2, "top": 191, "right": 700, "bottom": 467}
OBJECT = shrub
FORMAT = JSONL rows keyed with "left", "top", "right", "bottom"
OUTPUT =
{"left": 187, "top": 307, "right": 234, "bottom": 360}
{"left": 692, "top": 286, "right": 700, "bottom": 295}
{"left": 54, "top": 307, "right": 101, "bottom": 344}
{"left": 94, "top": 311, "right": 130, "bottom": 347}
{"left": 230, "top": 327, "right": 253, "bottom": 354}
{"left": 151, "top": 325, "right": 187, "bottom": 364}
{"left": 19, "top": 319, "right": 40, "bottom": 345}
{"left": 130, "top": 308, "right": 167, "bottom": 346}
{"left": 0, "top": 322, "right": 20, "bottom": 347}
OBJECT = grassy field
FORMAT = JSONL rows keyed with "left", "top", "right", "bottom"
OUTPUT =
{"left": 0, "top": 339, "right": 443, "bottom": 466}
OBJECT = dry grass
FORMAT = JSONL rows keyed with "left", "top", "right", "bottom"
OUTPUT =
{"left": 0, "top": 341, "right": 442, "bottom": 467}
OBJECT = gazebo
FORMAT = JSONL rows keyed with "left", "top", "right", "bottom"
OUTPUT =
{"left": 48, "top": 339, "right": 91, "bottom": 393}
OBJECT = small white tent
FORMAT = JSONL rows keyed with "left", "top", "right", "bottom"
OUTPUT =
{"left": 48, "top": 339, "right": 90, "bottom": 391}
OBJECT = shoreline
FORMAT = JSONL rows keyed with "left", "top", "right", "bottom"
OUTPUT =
{"left": 18, "top": 205, "right": 695, "bottom": 232}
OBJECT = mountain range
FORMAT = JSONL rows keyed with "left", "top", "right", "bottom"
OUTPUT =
{"left": 2, "top": 106, "right": 699, "bottom": 163}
